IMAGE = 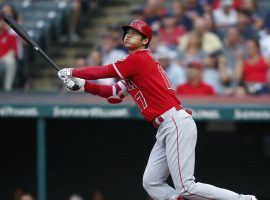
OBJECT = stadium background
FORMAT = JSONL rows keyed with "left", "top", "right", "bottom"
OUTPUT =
{"left": 0, "top": 0, "right": 270, "bottom": 200}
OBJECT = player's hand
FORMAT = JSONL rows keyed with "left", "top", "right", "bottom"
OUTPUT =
{"left": 65, "top": 78, "right": 85, "bottom": 91}
{"left": 58, "top": 68, "right": 73, "bottom": 81}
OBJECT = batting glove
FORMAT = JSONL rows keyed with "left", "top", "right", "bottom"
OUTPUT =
{"left": 58, "top": 68, "right": 73, "bottom": 81}
{"left": 65, "top": 78, "right": 85, "bottom": 91}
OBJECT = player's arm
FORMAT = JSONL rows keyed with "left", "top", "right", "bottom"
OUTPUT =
{"left": 58, "top": 54, "right": 136, "bottom": 81}
{"left": 58, "top": 64, "right": 119, "bottom": 80}
{"left": 84, "top": 80, "right": 128, "bottom": 104}
{"left": 59, "top": 76, "right": 128, "bottom": 104}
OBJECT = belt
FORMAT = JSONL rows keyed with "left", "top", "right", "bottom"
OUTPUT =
{"left": 153, "top": 105, "right": 182, "bottom": 128}
{"left": 153, "top": 106, "right": 193, "bottom": 128}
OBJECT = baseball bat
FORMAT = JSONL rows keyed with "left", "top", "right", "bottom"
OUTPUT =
{"left": 1, "top": 13, "right": 60, "bottom": 71}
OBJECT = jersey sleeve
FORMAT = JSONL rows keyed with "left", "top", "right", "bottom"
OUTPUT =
{"left": 72, "top": 64, "right": 118, "bottom": 80}
{"left": 112, "top": 54, "right": 137, "bottom": 79}
{"left": 84, "top": 80, "right": 128, "bottom": 104}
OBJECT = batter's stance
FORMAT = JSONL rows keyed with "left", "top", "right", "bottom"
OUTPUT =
{"left": 58, "top": 19, "right": 257, "bottom": 200}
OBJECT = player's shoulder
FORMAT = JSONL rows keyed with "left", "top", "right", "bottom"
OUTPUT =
{"left": 113, "top": 54, "right": 133, "bottom": 67}
{"left": 114, "top": 49, "right": 154, "bottom": 66}
{"left": 134, "top": 49, "right": 158, "bottom": 63}
{"left": 118, "top": 50, "right": 147, "bottom": 61}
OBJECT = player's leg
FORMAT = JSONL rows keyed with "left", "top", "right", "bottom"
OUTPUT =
{"left": 143, "top": 140, "right": 179, "bottom": 200}
{"left": 165, "top": 110, "right": 255, "bottom": 200}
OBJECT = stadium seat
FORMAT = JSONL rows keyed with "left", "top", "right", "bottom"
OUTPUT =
{"left": 4, "top": 0, "right": 72, "bottom": 76}
{"left": 10, "top": 0, "right": 72, "bottom": 48}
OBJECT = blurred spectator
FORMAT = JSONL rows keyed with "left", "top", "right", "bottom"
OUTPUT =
{"left": 107, "top": 24, "right": 126, "bottom": 51}
{"left": 69, "top": 194, "right": 83, "bottom": 200}
{"left": 231, "top": 0, "right": 243, "bottom": 9}
{"left": 0, "top": 17, "right": 18, "bottom": 91}
{"left": 1, "top": 3, "right": 28, "bottom": 90}
{"left": 59, "top": 0, "right": 86, "bottom": 43}
{"left": 211, "top": 0, "right": 243, "bottom": 10}
{"left": 86, "top": 49, "right": 103, "bottom": 66}
{"left": 235, "top": 39, "right": 270, "bottom": 95}
{"left": 142, "top": 0, "right": 166, "bottom": 29}
{"left": 158, "top": 15, "right": 185, "bottom": 48}
{"left": 100, "top": 33, "right": 126, "bottom": 65}
{"left": 177, "top": 33, "right": 207, "bottom": 67}
{"left": 129, "top": 4, "right": 144, "bottom": 21}
{"left": 178, "top": 17, "right": 223, "bottom": 54}
{"left": 213, "top": 0, "right": 237, "bottom": 36}
{"left": 176, "top": 61, "right": 215, "bottom": 95}
{"left": 206, "top": 0, "right": 221, "bottom": 10}
{"left": 143, "top": 3, "right": 160, "bottom": 28}
{"left": 236, "top": 9, "right": 258, "bottom": 40}
{"left": 220, "top": 26, "right": 245, "bottom": 90}
{"left": 170, "top": 0, "right": 193, "bottom": 31}
{"left": 184, "top": 0, "right": 204, "bottom": 20}
{"left": 198, "top": 0, "right": 213, "bottom": 14}
{"left": 260, "top": 28, "right": 270, "bottom": 58}
{"left": 148, "top": 33, "right": 161, "bottom": 54}
{"left": 146, "top": 0, "right": 167, "bottom": 17}
{"left": 155, "top": 46, "right": 186, "bottom": 87}
{"left": 75, "top": 56, "right": 86, "bottom": 68}
{"left": 203, "top": 51, "right": 223, "bottom": 94}
{"left": 20, "top": 193, "right": 34, "bottom": 200}
{"left": 241, "top": 0, "right": 266, "bottom": 33}
{"left": 70, "top": 0, "right": 82, "bottom": 43}
{"left": 98, "top": 32, "right": 126, "bottom": 84}
{"left": 202, "top": 12, "right": 217, "bottom": 34}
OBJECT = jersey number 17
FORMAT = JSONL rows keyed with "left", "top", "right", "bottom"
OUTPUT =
{"left": 158, "top": 64, "right": 174, "bottom": 90}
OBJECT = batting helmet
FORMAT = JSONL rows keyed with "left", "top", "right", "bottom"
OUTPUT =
{"left": 122, "top": 19, "right": 153, "bottom": 43}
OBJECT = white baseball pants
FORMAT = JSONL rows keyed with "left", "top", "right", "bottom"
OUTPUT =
{"left": 143, "top": 108, "right": 252, "bottom": 200}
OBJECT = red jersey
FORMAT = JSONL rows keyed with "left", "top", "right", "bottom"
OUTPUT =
{"left": 242, "top": 56, "right": 269, "bottom": 83}
{"left": 158, "top": 26, "right": 185, "bottom": 46}
{"left": 111, "top": 49, "right": 181, "bottom": 121}
{"left": 176, "top": 81, "right": 215, "bottom": 96}
{"left": 212, "top": 0, "right": 243, "bottom": 10}
{"left": 0, "top": 28, "right": 18, "bottom": 58}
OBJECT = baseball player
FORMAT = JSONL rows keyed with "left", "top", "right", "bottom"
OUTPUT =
{"left": 58, "top": 19, "right": 257, "bottom": 200}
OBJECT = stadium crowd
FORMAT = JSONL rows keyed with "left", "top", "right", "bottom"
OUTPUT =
{"left": 1, "top": 0, "right": 270, "bottom": 95}
{"left": 0, "top": 0, "right": 93, "bottom": 91}
{"left": 79, "top": 0, "right": 270, "bottom": 96}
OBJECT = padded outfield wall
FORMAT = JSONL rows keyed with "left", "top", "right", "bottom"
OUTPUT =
{"left": 0, "top": 93, "right": 270, "bottom": 200}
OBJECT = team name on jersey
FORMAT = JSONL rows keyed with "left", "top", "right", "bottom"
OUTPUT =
{"left": 147, "top": 51, "right": 175, "bottom": 90}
